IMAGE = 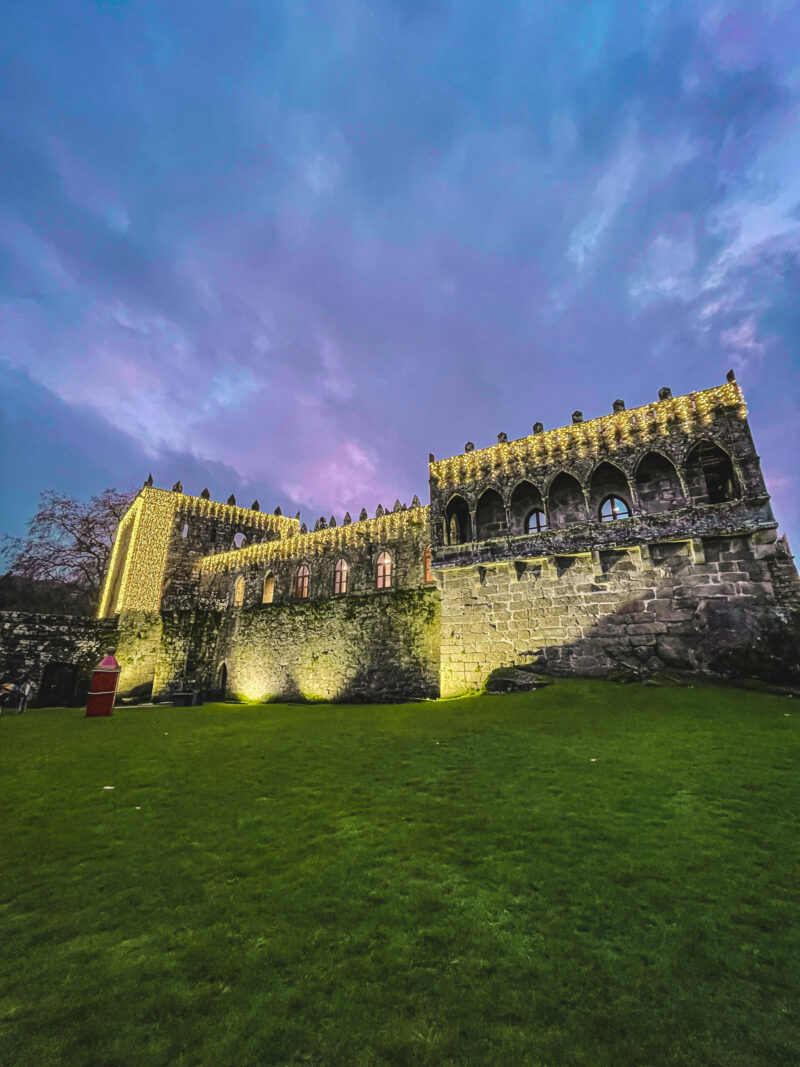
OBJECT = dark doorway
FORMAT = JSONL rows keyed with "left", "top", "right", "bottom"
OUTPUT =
{"left": 217, "top": 663, "right": 228, "bottom": 699}
{"left": 37, "top": 662, "right": 81, "bottom": 707}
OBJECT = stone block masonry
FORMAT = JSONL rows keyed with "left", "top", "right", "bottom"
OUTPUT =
{"left": 0, "top": 612, "right": 119, "bottom": 706}
{"left": 437, "top": 535, "right": 782, "bottom": 696}
{"left": 16, "top": 371, "right": 780, "bottom": 706}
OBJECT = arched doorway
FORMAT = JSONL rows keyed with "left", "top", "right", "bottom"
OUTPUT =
{"left": 217, "top": 663, "right": 228, "bottom": 699}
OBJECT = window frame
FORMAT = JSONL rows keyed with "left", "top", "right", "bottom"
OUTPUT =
{"left": 295, "top": 563, "right": 310, "bottom": 599}
{"left": 525, "top": 508, "right": 548, "bottom": 534}
{"left": 376, "top": 551, "right": 393, "bottom": 590}
{"left": 333, "top": 558, "right": 350, "bottom": 595}
{"left": 262, "top": 572, "right": 275, "bottom": 604}
{"left": 599, "top": 495, "right": 631, "bottom": 522}
{"left": 233, "top": 574, "right": 245, "bottom": 607}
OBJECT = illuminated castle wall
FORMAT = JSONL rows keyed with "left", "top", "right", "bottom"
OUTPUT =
{"left": 99, "top": 373, "right": 800, "bottom": 702}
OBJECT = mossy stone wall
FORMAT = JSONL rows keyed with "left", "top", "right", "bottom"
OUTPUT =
{"left": 216, "top": 588, "right": 440, "bottom": 702}
{"left": 438, "top": 534, "right": 783, "bottom": 696}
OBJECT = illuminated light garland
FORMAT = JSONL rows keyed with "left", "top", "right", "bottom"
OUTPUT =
{"left": 109, "top": 489, "right": 177, "bottom": 613}
{"left": 429, "top": 382, "right": 746, "bottom": 488}
{"left": 175, "top": 495, "right": 300, "bottom": 536}
{"left": 201, "top": 507, "right": 431, "bottom": 576}
{"left": 97, "top": 498, "right": 141, "bottom": 616}
{"left": 99, "top": 486, "right": 300, "bottom": 616}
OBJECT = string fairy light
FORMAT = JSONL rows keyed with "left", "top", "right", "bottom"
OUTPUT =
{"left": 201, "top": 507, "right": 431, "bottom": 576}
{"left": 429, "top": 382, "right": 745, "bottom": 488}
{"left": 99, "top": 487, "right": 301, "bottom": 615}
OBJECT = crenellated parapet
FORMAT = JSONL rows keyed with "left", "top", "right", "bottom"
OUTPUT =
{"left": 98, "top": 486, "right": 299, "bottom": 616}
{"left": 428, "top": 376, "right": 773, "bottom": 561}
{"left": 199, "top": 506, "right": 432, "bottom": 609}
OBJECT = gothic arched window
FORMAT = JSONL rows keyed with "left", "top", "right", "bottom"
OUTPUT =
{"left": 525, "top": 509, "right": 547, "bottom": 533}
{"left": 296, "top": 564, "right": 310, "bottom": 599}
{"left": 376, "top": 551, "right": 393, "bottom": 590}
{"left": 334, "top": 558, "right": 349, "bottom": 595}
{"left": 599, "top": 495, "right": 631, "bottom": 522}
{"left": 233, "top": 575, "right": 245, "bottom": 606}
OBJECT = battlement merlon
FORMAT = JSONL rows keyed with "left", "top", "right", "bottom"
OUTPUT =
{"left": 428, "top": 379, "right": 748, "bottom": 488}
{"left": 201, "top": 506, "right": 430, "bottom": 575}
{"left": 98, "top": 486, "right": 300, "bottom": 617}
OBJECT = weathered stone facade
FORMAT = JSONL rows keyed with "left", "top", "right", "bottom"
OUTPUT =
{"left": 0, "top": 612, "right": 118, "bottom": 706}
{"left": 2, "top": 374, "right": 797, "bottom": 705}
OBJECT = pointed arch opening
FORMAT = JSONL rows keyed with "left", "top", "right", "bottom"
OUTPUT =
{"left": 262, "top": 572, "right": 275, "bottom": 604}
{"left": 445, "top": 495, "right": 471, "bottom": 545}
{"left": 509, "top": 481, "right": 546, "bottom": 535}
{"left": 376, "top": 551, "right": 393, "bottom": 589}
{"left": 686, "top": 441, "right": 740, "bottom": 505}
{"left": 423, "top": 545, "right": 434, "bottom": 584}
{"left": 547, "top": 472, "right": 587, "bottom": 527}
{"left": 233, "top": 532, "right": 247, "bottom": 549}
{"left": 217, "top": 662, "right": 227, "bottom": 698}
{"left": 475, "top": 488, "right": 507, "bottom": 541}
{"left": 295, "top": 564, "right": 310, "bottom": 599}
{"left": 635, "top": 452, "right": 684, "bottom": 515}
{"left": 589, "top": 462, "right": 633, "bottom": 521}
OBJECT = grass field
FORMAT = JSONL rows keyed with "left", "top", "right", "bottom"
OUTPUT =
{"left": 1, "top": 681, "right": 798, "bottom": 1066}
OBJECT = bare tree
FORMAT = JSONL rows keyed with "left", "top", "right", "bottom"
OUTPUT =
{"left": 1, "top": 488, "right": 135, "bottom": 614}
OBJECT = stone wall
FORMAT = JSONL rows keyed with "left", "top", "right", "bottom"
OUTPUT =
{"left": 213, "top": 588, "right": 440, "bottom": 702}
{"left": 0, "top": 611, "right": 118, "bottom": 706}
{"left": 437, "top": 534, "right": 785, "bottom": 696}
{"left": 114, "top": 611, "right": 164, "bottom": 696}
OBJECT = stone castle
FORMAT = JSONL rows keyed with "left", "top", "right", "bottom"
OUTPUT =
{"left": 90, "top": 371, "right": 798, "bottom": 703}
{"left": 2, "top": 372, "right": 798, "bottom": 705}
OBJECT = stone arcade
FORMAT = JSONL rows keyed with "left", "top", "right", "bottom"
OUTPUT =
{"left": 3, "top": 373, "right": 799, "bottom": 704}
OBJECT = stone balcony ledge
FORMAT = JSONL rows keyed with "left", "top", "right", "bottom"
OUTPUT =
{"left": 431, "top": 497, "right": 776, "bottom": 569}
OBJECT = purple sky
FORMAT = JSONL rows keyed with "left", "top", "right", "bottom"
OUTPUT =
{"left": 1, "top": 1, "right": 799, "bottom": 547}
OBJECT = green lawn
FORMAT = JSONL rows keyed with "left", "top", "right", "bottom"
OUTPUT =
{"left": 1, "top": 682, "right": 798, "bottom": 1066}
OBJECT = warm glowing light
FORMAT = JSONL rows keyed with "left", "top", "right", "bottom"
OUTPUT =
{"left": 99, "top": 486, "right": 300, "bottom": 616}
{"left": 429, "top": 382, "right": 746, "bottom": 488}
{"left": 202, "top": 506, "right": 430, "bottom": 576}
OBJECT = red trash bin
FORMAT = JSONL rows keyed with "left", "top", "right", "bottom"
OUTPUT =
{"left": 86, "top": 651, "right": 121, "bottom": 717}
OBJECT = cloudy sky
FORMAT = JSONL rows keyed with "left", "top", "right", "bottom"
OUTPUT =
{"left": 1, "top": 0, "right": 799, "bottom": 546}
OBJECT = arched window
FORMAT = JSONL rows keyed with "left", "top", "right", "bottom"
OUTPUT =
{"left": 686, "top": 441, "right": 739, "bottom": 505}
{"left": 334, "top": 558, "right": 349, "bottom": 595}
{"left": 510, "top": 481, "right": 545, "bottom": 535}
{"left": 445, "top": 495, "right": 471, "bottom": 545}
{"left": 376, "top": 551, "right": 393, "bottom": 590}
{"left": 475, "top": 488, "right": 507, "bottom": 541}
{"left": 262, "top": 573, "right": 275, "bottom": 604}
{"left": 525, "top": 509, "right": 547, "bottom": 533}
{"left": 181, "top": 522, "right": 189, "bottom": 539}
{"left": 233, "top": 575, "right": 245, "bottom": 606}
{"left": 423, "top": 545, "right": 433, "bottom": 584}
{"left": 233, "top": 532, "right": 246, "bottom": 549}
{"left": 548, "top": 472, "right": 586, "bottom": 527}
{"left": 635, "top": 452, "right": 684, "bottom": 515}
{"left": 589, "top": 462, "right": 633, "bottom": 522}
{"left": 295, "top": 564, "right": 310, "bottom": 599}
{"left": 599, "top": 496, "right": 631, "bottom": 522}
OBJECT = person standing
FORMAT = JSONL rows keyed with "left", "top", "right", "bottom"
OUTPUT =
{"left": 17, "top": 679, "right": 32, "bottom": 713}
